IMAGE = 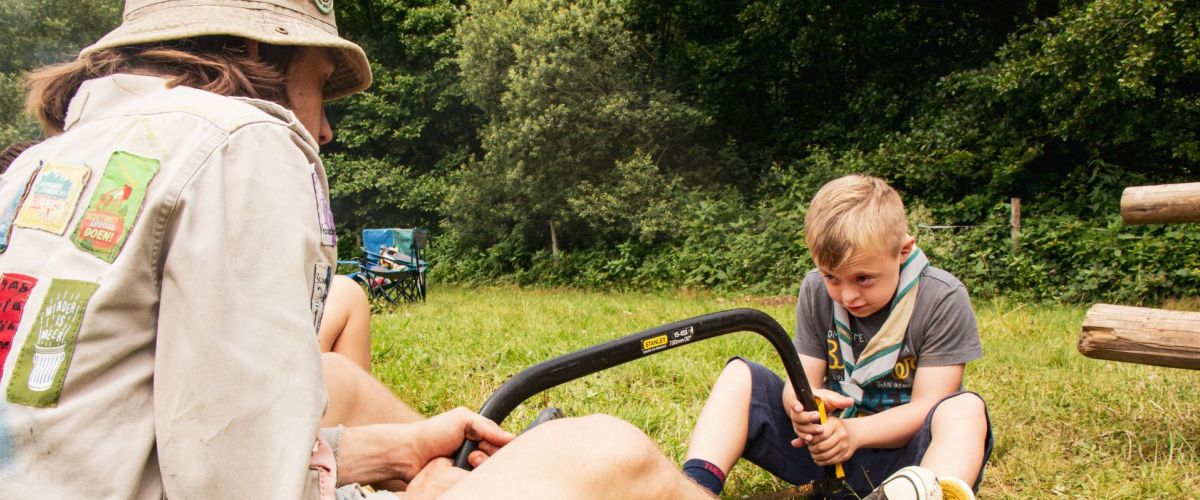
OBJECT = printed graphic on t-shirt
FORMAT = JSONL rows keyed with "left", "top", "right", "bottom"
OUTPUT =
{"left": 311, "top": 168, "right": 336, "bottom": 247}
{"left": 6, "top": 279, "right": 98, "bottom": 408}
{"left": 14, "top": 163, "right": 91, "bottom": 235}
{"left": 311, "top": 264, "right": 331, "bottom": 333}
{"left": 0, "top": 167, "right": 39, "bottom": 252}
{"left": 0, "top": 273, "right": 37, "bottom": 374}
{"left": 824, "top": 328, "right": 916, "bottom": 414}
{"left": 71, "top": 151, "right": 160, "bottom": 262}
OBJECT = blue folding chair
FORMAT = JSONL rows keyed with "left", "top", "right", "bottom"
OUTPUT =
{"left": 339, "top": 228, "right": 429, "bottom": 303}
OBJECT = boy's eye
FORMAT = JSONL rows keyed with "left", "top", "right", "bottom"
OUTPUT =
{"left": 856, "top": 276, "right": 875, "bottom": 285}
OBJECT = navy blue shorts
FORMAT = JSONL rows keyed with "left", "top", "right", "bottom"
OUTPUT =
{"left": 737, "top": 359, "right": 993, "bottom": 497}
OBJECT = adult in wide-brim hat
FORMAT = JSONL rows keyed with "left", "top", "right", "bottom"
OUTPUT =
{"left": 5, "top": 1, "right": 738, "bottom": 498}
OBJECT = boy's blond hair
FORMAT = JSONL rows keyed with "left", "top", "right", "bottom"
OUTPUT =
{"left": 804, "top": 174, "right": 908, "bottom": 271}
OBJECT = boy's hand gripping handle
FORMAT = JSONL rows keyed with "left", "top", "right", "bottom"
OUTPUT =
{"left": 815, "top": 398, "right": 846, "bottom": 479}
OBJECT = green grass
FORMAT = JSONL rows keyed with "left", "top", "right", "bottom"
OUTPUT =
{"left": 368, "top": 286, "right": 1200, "bottom": 498}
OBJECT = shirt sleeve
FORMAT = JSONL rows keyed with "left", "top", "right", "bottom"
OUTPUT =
{"left": 914, "top": 281, "right": 983, "bottom": 367}
{"left": 794, "top": 271, "right": 830, "bottom": 360}
{"left": 154, "top": 122, "right": 331, "bottom": 499}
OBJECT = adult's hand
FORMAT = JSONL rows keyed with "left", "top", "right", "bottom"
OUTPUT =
{"left": 411, "top": 407, "right": 514, "bottom": 469}
{"left": 335, "top": 408, "right": 513, "bottom": 486}
{"left": 401, "top": 458, "right": 468, "bottom": 499}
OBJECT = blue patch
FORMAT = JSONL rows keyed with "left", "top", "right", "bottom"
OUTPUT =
{"left": 0, "top": 404, "right": 13, "bottom": 468}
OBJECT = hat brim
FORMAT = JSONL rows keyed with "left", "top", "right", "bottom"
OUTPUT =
{"left": 81, "top": 2, "right": 371, "bottom": 101}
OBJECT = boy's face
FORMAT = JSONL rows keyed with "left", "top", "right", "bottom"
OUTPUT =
{"left": 818, "top": 236, "right": 916, "bottom": 318}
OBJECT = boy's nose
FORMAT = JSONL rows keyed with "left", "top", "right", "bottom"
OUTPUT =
{"left": 840, "top": 287, "right": 860, "bottom": 304}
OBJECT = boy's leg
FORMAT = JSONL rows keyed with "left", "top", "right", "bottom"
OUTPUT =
{"left": 318, "top": 275, "right": 373, "bottom": 371}
{"left": 322, "top": 352, "right": 424, "bottom": 426}
{"left": 685, "top": 358, "right": 826, "bottom": 494}
{"left": 884, "top": 391, "right": 992, "bottom": 494}
{"left": 685, "top": 359, "right": 755, "bottom": 472}
{"left": 919, "top": 392, "right": 991, "bottom": 487}
{"left": 441, "top": 415, "right": 715, "bottom": 499}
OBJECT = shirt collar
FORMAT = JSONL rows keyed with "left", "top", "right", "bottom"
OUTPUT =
{"left": 64, "top": 74, "right": 170, "bottom": 132}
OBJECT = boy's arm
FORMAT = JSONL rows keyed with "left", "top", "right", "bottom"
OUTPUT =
{"left": 841, "top": 364, "right": 964, "bottom": 449}
{"left": 781, "top": 354, "right": 828, "bottom": 413}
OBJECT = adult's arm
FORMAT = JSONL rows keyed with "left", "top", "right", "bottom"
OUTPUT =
{"left": 155, "top": 122, "right": 331, "bottom": 498}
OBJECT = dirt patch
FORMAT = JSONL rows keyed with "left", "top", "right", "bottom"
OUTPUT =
{"left": 716, "top": 295, "right": 797, "bottom": 306}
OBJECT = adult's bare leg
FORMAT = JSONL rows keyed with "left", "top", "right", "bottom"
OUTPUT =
{"left": 318, "top": 275, "right": 373, "bottom": 371}
{"left": 441, "top": 415, "right": 715, "bottom": 500}
{"left": 322, "top": 352, "right": 423, "bottom": 426}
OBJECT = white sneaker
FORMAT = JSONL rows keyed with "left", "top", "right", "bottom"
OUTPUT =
{"left": 864, "top": 466, "right": 942, "bottom": 500}
{"left": 864, "top": 466, "right": 978, "bottom": 500}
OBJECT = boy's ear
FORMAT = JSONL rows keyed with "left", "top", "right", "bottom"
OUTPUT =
{"left": 898, "top": 234, "right": 916, "bottom": 259}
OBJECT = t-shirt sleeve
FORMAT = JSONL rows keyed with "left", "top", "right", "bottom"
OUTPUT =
{"left": 915, "top": 282, "right": 982, "bottom": 367}
{"left": 794, "top": 271, "right": 829, "bottom": 359}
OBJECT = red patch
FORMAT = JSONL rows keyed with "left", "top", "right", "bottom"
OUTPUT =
{"left": 0, "top": 273, "right": 37, "bottom": 372}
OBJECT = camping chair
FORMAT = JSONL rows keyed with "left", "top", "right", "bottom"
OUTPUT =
{"left": 339, "top": 228, "right": 429, "bottom": 303}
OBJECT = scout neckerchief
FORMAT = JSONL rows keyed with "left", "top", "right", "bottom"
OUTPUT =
{"left": 832, "top": 246, "right": 928, "bottom": 418}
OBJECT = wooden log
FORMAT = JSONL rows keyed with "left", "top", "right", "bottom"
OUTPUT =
{"left": 1121, "top": 182, "right": 1200, "bottom": 224}
{"left": 1079, "top": 303, "right": 1200, "bottom": 369}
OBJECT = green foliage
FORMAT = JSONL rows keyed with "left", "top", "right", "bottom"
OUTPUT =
{"left": 918, "top": 208, "right": 1200, "bottom": 304}
{"left": 329, "top": 0, "right": 478, "bottom": 235}
{"left": 863, "top": 0, "right": 1198, "bottom": 212}
{"left": 0, "top": 0, "right": 120, "bottom": 73}
{"left": 449, "top": 0, "right": 710, "bottom": 250}
{"left": 0, "top": 0, "right": 120, "bottom": 145}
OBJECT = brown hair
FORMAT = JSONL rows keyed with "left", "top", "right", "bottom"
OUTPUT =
{"left": 804, "top": 174, "right": 909, "bottom": 271}
{"left": 25, "top": 36, "right": 294, "bottom": 135}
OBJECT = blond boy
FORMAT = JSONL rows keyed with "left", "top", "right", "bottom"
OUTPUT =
{"left": 682, "top": 175, "right": 991, "bottom": 499}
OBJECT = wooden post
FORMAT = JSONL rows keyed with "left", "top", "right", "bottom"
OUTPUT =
{"left": 549, "top": 221, "right": 559, "bottom": 259}
{"left": 1010, "top": 198, "right": 1021, "bottom": 252}
{"left": 1078, "top": 303, "right": 1200, "bottom": 370}
{"left": 1121, "top": 182, "right": 1200, "bottom": 224}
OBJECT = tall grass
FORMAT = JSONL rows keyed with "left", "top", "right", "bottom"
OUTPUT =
{"left": 369, "top": 286, "right": 1200, "bottom": 498}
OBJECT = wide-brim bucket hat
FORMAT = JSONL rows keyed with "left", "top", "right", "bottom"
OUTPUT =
{"left": 80, "top": 0, "right": 371, "bottom": 101}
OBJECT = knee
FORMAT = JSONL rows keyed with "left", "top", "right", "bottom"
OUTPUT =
{"left": 714, "top": 358, "right": 752, "bottom": 390}
{"left": 932, "top": 392, "right": 987, "bottom": 429}
{"left": 321, "top": 352, "right": 362, "bottom": 390}
{"left": 535, "top": 414, "right": 662, "bottom": 469}
{"left": 331, "top": 275, "right": 370, "bottom": 313}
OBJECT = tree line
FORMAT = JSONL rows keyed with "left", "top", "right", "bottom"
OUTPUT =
{"left": 3, "top": 0, "right": 1198, "bottom": 301}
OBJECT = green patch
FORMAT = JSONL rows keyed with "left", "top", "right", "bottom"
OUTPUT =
{"left": 71, "top": 152, "right": 159, "bottom": 263}
{"left": 6, "top": 279, "right": 98, "bottom": 407}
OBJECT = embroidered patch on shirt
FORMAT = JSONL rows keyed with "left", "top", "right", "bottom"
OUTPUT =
{"left": 0, "top": 168, "right": 40, "bottom": 253}
{"left": 14, "top": 163, "right": 91, "bottom": 235}
{"left": 311, "top": 168, "right": 336, "bottom": 247}
{"left": 311, "top": 264, "right": 331, "bottom": 333}
{"left": 6, "top": 279, "right": 98, "bottom": 408}
{"left": 70, "top": 151, "right": 160, "bottom": 262}
{"left": 0, "top": 273, "right": 37, "bottom": 375}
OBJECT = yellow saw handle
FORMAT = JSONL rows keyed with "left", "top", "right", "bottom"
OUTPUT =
{"left": 816, "top": 398, "right": 846, "bottom": 478}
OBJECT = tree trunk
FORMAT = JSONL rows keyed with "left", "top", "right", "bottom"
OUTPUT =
{"left": 1078, "top": 303, "right": 1200, "bottom": 370}
{"left": 549, "top": 221, "right": 559, "bottom": 259}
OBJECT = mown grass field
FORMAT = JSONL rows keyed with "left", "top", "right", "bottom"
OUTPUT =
{"left": 368, "top": 286, "right": 1200, "bottom": 498}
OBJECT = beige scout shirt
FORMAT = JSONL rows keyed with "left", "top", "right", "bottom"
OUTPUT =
{"left": 0, "top": 74, "right": 336, "bottom": 498}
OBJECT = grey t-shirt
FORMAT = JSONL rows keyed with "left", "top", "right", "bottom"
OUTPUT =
{"left": 794, "top": 266, "right": 982, "bottom": 409}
